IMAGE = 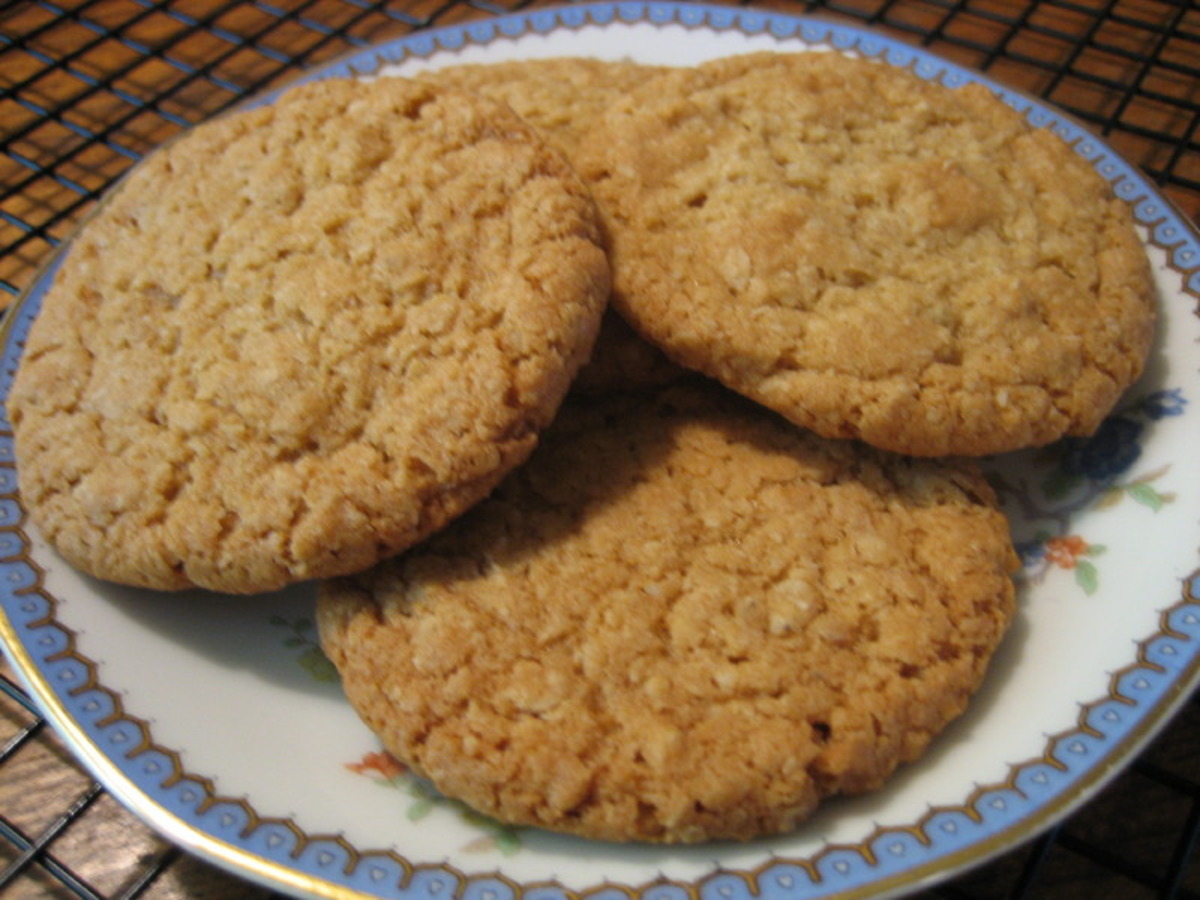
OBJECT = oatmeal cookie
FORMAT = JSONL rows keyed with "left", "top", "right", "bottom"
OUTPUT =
{"left": 318, "top": 380, "right": 1018, "bottom": 843}
{"left": 420, "top": 56, "right": 665, "bottom": 156}
{"left": 7, "top": 75, "right": 609, "bottom": 593}
{"left": 421, "top": 56, "right": 683, "bottom": 393}
{"left": 574, "top": 51, "right": 1155, "bottom": 456}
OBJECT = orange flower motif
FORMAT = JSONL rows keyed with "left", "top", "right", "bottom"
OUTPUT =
{"left": 346, "top": 751, "right": 407, "bottom": 779}
{"left": 1045, "top": 535, "right": 1089, "bottom": 569}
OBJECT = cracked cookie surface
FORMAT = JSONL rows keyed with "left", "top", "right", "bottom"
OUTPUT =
{"left": 421, "top": 56, "right": 684, "bottom": 394}
{"left": 7, "top": 75, "right": 609, "bottom": 593}
{"left": 317, "top": 380, "right": 1018, "bottom": 843}
{"left": 575, "top": 51, "right": 1156, "bottom": 456}
{"left": 420, "top": 56, "right": 664, "bottom": 158}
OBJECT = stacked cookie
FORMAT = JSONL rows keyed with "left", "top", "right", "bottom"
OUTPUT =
{"left": 8, "top": 51, "right": 1155, "bottom": 844}
{"left": 7, "top": 76, "right": 611, "bottom": 593}
{"left": 572, "top": 53, "right": 1154, "bottom": 457}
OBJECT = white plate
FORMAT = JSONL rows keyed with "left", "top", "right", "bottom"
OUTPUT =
{"left": 2, "top": 3, "right": 1199, "bottom": 899}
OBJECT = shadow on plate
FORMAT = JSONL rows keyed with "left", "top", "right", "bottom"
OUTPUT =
{"left": 88, "top": 576, "right": 343, "bottom": 699}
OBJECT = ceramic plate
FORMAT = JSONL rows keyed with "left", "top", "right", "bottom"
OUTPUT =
{"left": 2, "top": 3, "right": 1199, "bottom": 899}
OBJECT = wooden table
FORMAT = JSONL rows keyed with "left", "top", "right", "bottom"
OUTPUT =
{"left": 2, "top": 2, "right": 1198, "bottom": 898}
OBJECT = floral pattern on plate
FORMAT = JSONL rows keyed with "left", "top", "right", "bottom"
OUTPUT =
{"left": 346, "top": 751, "right": 525, "bottom": 856}
{"left": 993, "top": 388, "right": 1187, "bottom": 596}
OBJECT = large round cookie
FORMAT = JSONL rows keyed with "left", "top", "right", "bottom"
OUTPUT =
{"left": 7, "top": 75, "right": 609, "bottom": 594}
{"left": 575, "top": 51, "right": 1156, "bottom": 456}
{"left": 318, "top": 380, "right": 1018, "bottom": 843}
{"left": 422, "top": 57, "right": 683, "bottom": 394}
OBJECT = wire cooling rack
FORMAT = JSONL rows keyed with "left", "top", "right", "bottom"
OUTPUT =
{"left": 2, "top": 1, "right": 1199, "bottom": 898}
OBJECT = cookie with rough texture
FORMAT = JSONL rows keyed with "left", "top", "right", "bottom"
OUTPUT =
{"left": 318, "top": 380, "right": 1017, "bottom": 843}
{"left": 575, "top": 51, "right": 1156, "bottom": 456}
{"left": 8, "top": 75, "right": 609, "bottom": 594}
{"left": 421, "top": 57, "right": 683, "bottom": 394}
{"left": 420, "top": 56, "right": 665, "bottom": 157}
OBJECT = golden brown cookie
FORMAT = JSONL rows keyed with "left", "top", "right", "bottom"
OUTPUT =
{"left": 420, "top": 56, "right": 665, "bottom": 156}
{"left": 420, "top": 56, "right": 684, "bottom": 394}
{"left": 575, "top": 51, "right": 1156, "bottom": 456}
{"left": 7, "top": 75, "right": 609, "bottom": 594}
{"left": 318, "top": 380, "right": 1017, "bottom": 843}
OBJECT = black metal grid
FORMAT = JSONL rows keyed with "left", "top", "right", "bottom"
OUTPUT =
{"left": 2, "top": 1, "right": 1199, "bottom": 898}
{"left": 3, "top": 0, "right": 1199, "bottom": 302}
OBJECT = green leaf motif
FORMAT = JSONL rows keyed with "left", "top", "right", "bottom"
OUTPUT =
{"left": 458, "top": 810, "right": 524, "bottom": 855}
{"left": 493, "top": 829, "right": 522, "bottom": 857}
{"left": 407, "top": 799, "right": 434, "bottom": 822}
{"left": 1074, "top": 559, "right": 1099, "bottom": 596}
{"left": 299, "top": 647, "right": 340, "bottom": 683}
{"left": 407, "top": 779, "right": 439, "bottom": 801}
{"left": 1126, "top": 482, "right": 1165, "bottom": 512}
